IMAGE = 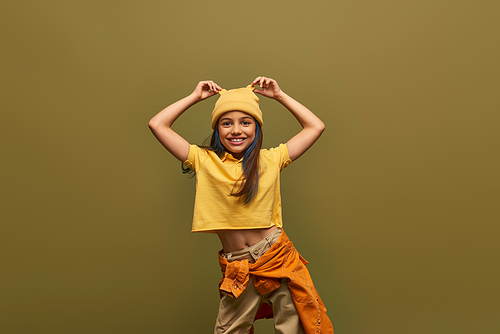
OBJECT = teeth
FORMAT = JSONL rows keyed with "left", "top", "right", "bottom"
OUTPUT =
{"left": 230, "top": 139, "right": 244, "bottom": 142}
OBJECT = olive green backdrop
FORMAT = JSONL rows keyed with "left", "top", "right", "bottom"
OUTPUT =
{"left": 1, "top": 1, "right": 499, "bottom": 333}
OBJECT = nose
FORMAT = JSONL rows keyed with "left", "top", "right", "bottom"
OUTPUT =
{"left": 231, "top": 124, "right": 242, "bottom": 135}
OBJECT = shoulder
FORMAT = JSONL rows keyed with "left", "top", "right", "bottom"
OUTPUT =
{"left": 185, "top": 145, "right": 213, "bottom": 171}
{"left": 261, "top": 143, "right": 290, "bottom": 158}
{"left": 260, "top": 143, "right": 292, "bottom": 170}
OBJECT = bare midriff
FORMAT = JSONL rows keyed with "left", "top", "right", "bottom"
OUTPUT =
{"left": 216, "top": 226, "right": 279, "bottom": 253}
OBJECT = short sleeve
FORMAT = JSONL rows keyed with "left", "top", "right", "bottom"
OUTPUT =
{"left": 184, "top": 145, "right": 208, "bottom": 172}
{"left": 266, "top": 143, "right": 292, "bottom": 171}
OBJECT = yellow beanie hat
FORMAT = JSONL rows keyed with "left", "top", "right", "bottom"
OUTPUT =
{"left": 211, "top": 85, "right": 263, "bottom": 129}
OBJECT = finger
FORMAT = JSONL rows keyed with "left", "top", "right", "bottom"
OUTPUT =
{"left": 209, "top": 82, "right": 218, "bottom": 93}
{"left": 212, "top": 82, "right": 220, "bottom": 92}
{"left": 264, "top": 78, "right": 271, "bottom": 89}
{"left": 253, "top": 77, "right": 261, "bottom": 88}
{"left": 259, "top": 77, "right": 266, "bottom": 89}
{"left": 252, "top": 78, "right": 263, "bottom": 89}
{"left": 204, "top": 81, "right": 213, "bottom": 90}
{"left": 265, "top": 78, "right": 272, "bottom": 88}
{"left": 252, "top": 76, "right": 262, "bottom": 86}
{"left": 203, "top": 80, "right": 213, "bottom": 88}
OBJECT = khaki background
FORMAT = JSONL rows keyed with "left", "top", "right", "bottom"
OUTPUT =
{"left": 1, "top": 0, "right": 499, "bottom": 333}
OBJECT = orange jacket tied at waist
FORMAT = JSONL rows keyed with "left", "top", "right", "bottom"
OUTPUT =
{"left": 218, "top": 230, "right": 334, "bottom": 334}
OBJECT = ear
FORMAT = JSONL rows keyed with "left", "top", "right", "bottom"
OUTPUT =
{"left": 218, "top": 89, "right": 228, "bottom": 95}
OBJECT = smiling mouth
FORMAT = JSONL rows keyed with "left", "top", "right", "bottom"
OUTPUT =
{"left": 228, "top": 138, "right": 246, "bottom": 142}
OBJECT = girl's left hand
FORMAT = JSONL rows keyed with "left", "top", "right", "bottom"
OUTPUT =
{"left": 251, "top": 76, "right": 283, "bottom": 100}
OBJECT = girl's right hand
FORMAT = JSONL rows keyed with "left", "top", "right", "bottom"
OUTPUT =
{"left": 192, "top": 80, "right": 223, "bottom": 101}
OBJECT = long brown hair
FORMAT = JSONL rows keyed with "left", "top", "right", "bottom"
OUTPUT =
{"left": 182, "top": 121, "right": 263, "bottom": 204}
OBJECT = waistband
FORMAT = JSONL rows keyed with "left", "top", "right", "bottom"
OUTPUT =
{"left": 221, "top": 228, "right": 283, "bottom": 263}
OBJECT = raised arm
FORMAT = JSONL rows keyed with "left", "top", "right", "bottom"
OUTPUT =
{"left": 148, "top": 81, "right": 222, "bottom": 162}
{"left": 252, "top": 77, "right": 325, "bottom": 161}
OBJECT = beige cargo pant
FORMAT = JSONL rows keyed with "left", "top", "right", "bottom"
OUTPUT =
{"left": 214, "top": 229, "right": 306, "bottom": 334}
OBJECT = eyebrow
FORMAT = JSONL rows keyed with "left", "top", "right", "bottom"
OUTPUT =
{"left": 219, "top": 116, "right": 253, "bottom": 122}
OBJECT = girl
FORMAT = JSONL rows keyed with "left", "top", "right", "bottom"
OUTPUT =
{"left": 149, "top": 77, "right": 334, "bottom": 334}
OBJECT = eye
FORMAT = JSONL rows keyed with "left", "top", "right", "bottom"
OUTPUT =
{"left": 221, "top": 121, "right": 232, "bottom": 126}
{"left": 242, "top": 120, "right": 252, "bottom": 126}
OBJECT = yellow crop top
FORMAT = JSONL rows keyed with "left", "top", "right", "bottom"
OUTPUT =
{"left": 184, "top": 143, "right": 292, "bottom": 233}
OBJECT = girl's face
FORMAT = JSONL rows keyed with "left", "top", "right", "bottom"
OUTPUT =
{"left": 217, "top": 111, "right": 256, "bottom": 160}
